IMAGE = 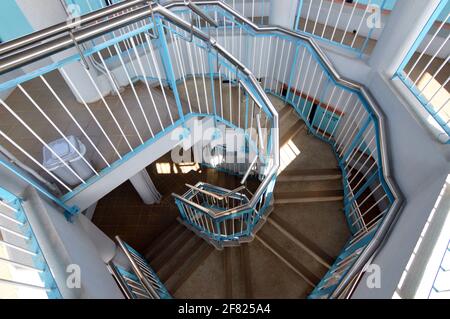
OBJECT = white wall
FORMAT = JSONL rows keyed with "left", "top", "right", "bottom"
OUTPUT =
{"left": 0, "top": 155, "right": 123, "bottom": 299}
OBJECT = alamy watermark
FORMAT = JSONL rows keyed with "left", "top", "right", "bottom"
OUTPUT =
{"left": 66, "top": 264, "right": 81, "bottom": 289}
{"left": 365, "top": 263, "right": 381, "bottom": 289}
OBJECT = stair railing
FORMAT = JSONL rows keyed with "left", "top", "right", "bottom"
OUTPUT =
{"left": 0, "top": 187, "right": 61, "bottom": 299}
{"left": 110, "top": 236, "right": 171, "bottom": 299}
{"left": 163, "top": 1, "right": 403, "bottom": 299}
{"left": 173, "top": 181, "right": 272, "bottom": 247}
{"left": 0, "top": 0, "right": 402, "bottom": 299}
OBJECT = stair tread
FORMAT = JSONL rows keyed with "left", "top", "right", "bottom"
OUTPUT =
{"left": 279, "top": 168, "right": 341, "bottom": 177}
{"left": 256, "top": 231, "right": 321, "bottom": 287}
{"left": 269, "top": 214, "right": 334, "bottom": 268}
{"left": 157, "top": 232, "right": 203, "bottom": 281}
{"left": 145, "top": 222, "right": 184, "bottom": 260}
{"left": 151, "top": 228, "right": 194, "bottom": 271}
{"left": 239, "top": 244, "right": 253, "bottom": 299}
{"left": 275, "top": 189, "right": 343, "bottom": 198}
{"left": 278, "top": 105, "right": 292, "bottom": 122}
{"left": 281, "top": 120, "right": 305, "bottom": 146}
{"left": 167, "top": 242, "right": 215, "bottom": 294}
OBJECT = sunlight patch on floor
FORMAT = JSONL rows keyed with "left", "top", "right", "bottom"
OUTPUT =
{"left": 156, "top": 162, "right": 201, "bottom": 174}
{"left": 278, "top": 139, "right": 301, "bottom": 174}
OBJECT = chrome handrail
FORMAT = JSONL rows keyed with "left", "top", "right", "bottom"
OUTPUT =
{"left": 0, "top": 0, "right": 403, "bottom": 299}
{"left": 115, "top": 236, "right": 161, "bottom": 299}
{"left": 164, "top": 1, "right": 403, "bottom": 299}
{"left": 0, "top": 0, "right": 280, "bottom": 228}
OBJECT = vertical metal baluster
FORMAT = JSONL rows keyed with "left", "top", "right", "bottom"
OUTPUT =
{"left": 129, "top": 36, "right": 165, "bottom": 133}
{"left": 350, "top": 0, "right": 373, "bottom": 49}
{"left": 312, "top": 0, "right": 325, "bottom": 36}
{"left": 144, "top": 33, "right": 175, "bottom": 124}
{"left": 61, "top": 67, "right": 123, "bottom": 160}
{"left": 341, "top": 0, "right": 360, "bottom": 45}
{"left": 0, "top": 98, "right": 86, "bottom": 184}
{"left": 331, "top": 0, "right": 347, "bottom": 42}
{"left": 113, "top": 43, "right": 154, "bottom": 138}
{"left": 41, "top": 75, "right": 110, "bottom": 168}
{"left": 171, "top": 28, "right": 193, "bottom": 113}
{"left": 18, "top": 84, "right": 98, "bottom": 177}
{"left": 97, "top": 51, "right": 143, "bottom": 145}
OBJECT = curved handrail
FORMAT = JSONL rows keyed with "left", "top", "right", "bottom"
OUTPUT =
{"left": 164, "top": 0, "right": 404, "bottom": 298}
{"left": 0, "top": 0, "right": 404, "bottom": 299}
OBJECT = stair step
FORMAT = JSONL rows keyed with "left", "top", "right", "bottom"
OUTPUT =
{"left": 278, "top": 105, "right": 293, "bottom": 123}
{"left": 281, "top": 121, "right": 305, "bottom": 146}
{"left": 255, "top": 231, "right": 320, "bottom": 287}
{"left": 157, "top": 232, "right": 203, "bottom": 282}
{"left": 223, "top": 248, "right": 233, "bottom": 299}
{"left": 275, "top": 179, "right": 342, "bottom": 193}
{"left": 145, "top": 222, "right": 184, "bottom": 261}
{"left": 166, "top": 242, "right": 215, "bottom": 293}
{"left": 150, "top": 228, "right": 194, "bottom": 271}
{"left": 239, "top": 244, "right": 253, "bottom": 299}
{"left": 274, "top": 190, "right": 343, "bottom": 204}
{"left": 268, "top": 214, "right": 334, "bottom": 269}
{"left": 278, "top": 168, "right": 341, "bottom": 182}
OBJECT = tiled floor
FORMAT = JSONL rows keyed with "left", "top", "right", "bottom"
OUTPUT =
{"left": 92, "top": 152, "right": 260, "bottom": 251}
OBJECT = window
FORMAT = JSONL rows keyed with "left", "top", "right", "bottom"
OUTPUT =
{"left": 395, "top": 0, "right": 450, "bottom": 139}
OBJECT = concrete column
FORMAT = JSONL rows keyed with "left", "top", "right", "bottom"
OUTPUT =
{"left": 192, "top": 141, "right": 204, "bottom": 164}
{"left": 129, "top": 169, "right": 162, "bottom": 205}
{"left": 369, "top": 0, "right": 442, "bottom": 77}
{"left": 16, "top": 0, "right": 109, "bottom": 103}
{"left": 269, "top": 0, "right": 298, "bottom": 29}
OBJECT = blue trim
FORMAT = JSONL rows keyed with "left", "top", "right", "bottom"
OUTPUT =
{"left": 339, "top": 116, "right": 372, "bottom": 164}
{"left": 208, "top": 51, "right": 218, "bottom": 118}
{"left": 294, "top": 0, "right": 304, "bottom": 31}
{"left": 155, "top": 17, "right": 185, "bottom": 121}
{"left": 0, "top": 187, "right": 62, "bottom": 299}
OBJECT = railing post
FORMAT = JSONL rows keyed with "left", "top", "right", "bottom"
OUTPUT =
{"left": 154, "top": 16, "right": 185, "bottom": 121}
{"left": 208, "top": 51, "right": 217, "bottom": 118}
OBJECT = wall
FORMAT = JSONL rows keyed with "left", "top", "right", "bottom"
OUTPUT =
{"left": 0, "top": 153, "right": 123, "bottom": 298}
{"left": 0, "top": 0, "right": 33, "bottom": 42}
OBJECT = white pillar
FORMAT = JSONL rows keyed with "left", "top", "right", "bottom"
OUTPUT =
{"left": 369, "top": 0, "right": 442, "bottom": 77}
{"left": 15, "top": 0, "right": 110, "bottom": 103}
{"left": 129, "top": 169, "right": 162, "bottom": 205}
{"left": 192, "top": 141, "right": 204, "bottom": 164}
{"left": 269, "top": 0, "right": 298, "bottom": 29}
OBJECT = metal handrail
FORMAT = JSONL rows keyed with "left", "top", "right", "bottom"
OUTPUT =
{"left": 0, "top": 0, "right": 145, "bottom": 57}
{"left": 186, "top": 183, "right": 247, "bottom": 201}
{"left": 173, "top": 182, "right": 251, "bottom": 218}
{"left": 0, "top": 0, "right": 403, "bottom": 299}
{"left": 115, "top": 236, "right": 161, "bottom": 299}
{"left": 185, "top": 183, "right": 226, "bottom": 200}
{"left": 0, "top": 0, "right": 280, "bottom": 220}
{"left": 163, "top": 1, "right": 403, "bottom": 299}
